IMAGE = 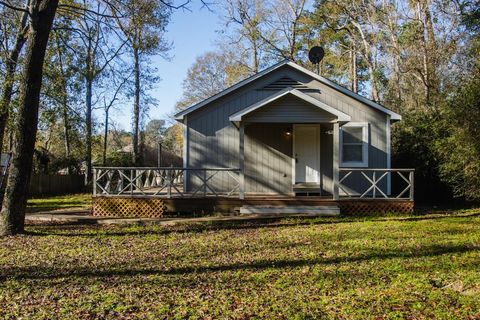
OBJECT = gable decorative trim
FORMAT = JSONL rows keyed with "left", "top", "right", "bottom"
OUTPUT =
{"left": 229, "top": 87, "right": 351, "bottom": 124}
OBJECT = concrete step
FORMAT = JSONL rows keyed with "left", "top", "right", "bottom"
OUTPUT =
{"left": 239, "top": 205, "right": 340, "bottom": 216}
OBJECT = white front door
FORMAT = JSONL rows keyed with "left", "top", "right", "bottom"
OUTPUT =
{"left": 294, "top": 124, "right": 320, "bottom": 183}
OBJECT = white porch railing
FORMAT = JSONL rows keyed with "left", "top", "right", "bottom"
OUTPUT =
{"left": 93, "top": 167, "right": 241, "bottom": 198}
{"left": 93, "top": 167, "right": 414, "bottom": 200}
{"left": 338, "top": 168, "right": 414, "bottom": 200}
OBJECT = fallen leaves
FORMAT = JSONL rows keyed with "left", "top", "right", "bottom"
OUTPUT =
{"left": 0, "top": 213, "right": 479, "bottom": 319}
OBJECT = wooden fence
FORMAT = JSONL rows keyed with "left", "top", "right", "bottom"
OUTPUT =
{"left": 29, "top": 174, "right": 85, "bottom": 196}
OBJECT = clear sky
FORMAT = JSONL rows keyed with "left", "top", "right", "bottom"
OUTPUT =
{"left": 110, "top": 2, "right": 220, "bottom": 130}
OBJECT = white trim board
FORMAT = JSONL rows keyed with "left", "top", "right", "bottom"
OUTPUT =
{"left": 182, "top": 115, "right": 189, "bottom": 192}
{"left": 175, "top": 60, "right": 401, "bottom": 122}
{"left": 386, "top": 115, "right": 392, "bottom": 195}
{"left": 339, "top": 122, "right": 369, "bottom": 168}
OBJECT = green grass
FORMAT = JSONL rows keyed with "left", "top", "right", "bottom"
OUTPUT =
{"left": 27, "top": 194, "right": 92, "bottom": 212}
{"left": 1, "top": 210, "right": 479, "bottom": 319}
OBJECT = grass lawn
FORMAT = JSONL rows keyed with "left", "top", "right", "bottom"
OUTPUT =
{"left": 26, "top": 194, "right": 92, "bottom": 212}
{"left": 1, "top": 210, "right": 479, "bottom": 319}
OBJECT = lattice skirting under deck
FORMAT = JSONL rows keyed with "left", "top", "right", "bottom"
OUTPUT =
{"left": 93, "top": 197, "right": 165, "bottom": 218}
{"left": 92, "top": 196, "right": 413, "bottom": 217}
{"left": 338, "top": 200, "right": 414, "bottom": 214}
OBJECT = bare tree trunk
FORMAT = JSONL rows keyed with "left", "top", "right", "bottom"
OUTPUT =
{"left": 420, "top": 12, "right": 430, "bottom": 104}
{"left": 422, "top": 0, "right": 438, "bottom": 105}
{"left": 132, "top": 47, "right": 141, "bottom": 165}
{"left": 414, "top": 0, "right": 437, "bottom": 105}
{"left": 85, "top": 77, "right": 93, "bottom": 184}
{"left": 62, "top": 96, "right": 71, "bottom": 158}
{"left": 351, "top": 21, "right": 379, "bottom": 101}
{"left": 0, "top": 0, "right": 59, "bottom": 236}
{"left": 102, "top": 108, "right": 109, "bottom": 166}
{"left": 0, "top": 1, "right": 29, "bottom": 154}
{"left": 365, "top": 57, "right": 379, "bottom": 101}
{"left": 56, "top": 39, "right": 71, "bottom": 164}
{"left": 349, "top": 43, "right": 358, "bottom": 93}
{"left": 384, "top": 1, "right": 402, "bottom": 103}
{"left": 252, "top": 39, "right": 259, "bottom": 73}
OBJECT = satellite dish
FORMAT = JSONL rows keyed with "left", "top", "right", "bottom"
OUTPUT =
{"left": 308, "top": 46, "right": 325, "bottom": 65}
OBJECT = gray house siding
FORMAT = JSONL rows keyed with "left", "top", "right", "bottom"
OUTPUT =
{"left": 245, "top": 96, "right": 336, "bottom": 123}
{"left": 245, "top": 123, "right": 293, "bottom": 194}
{"left": 185, "top": 64, "right": 389, "bottom": 195}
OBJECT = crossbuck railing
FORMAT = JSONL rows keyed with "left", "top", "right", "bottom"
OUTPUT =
{"left": 93, "top": 167, "right": 241, "bottom": 198}
{"left": 339, "top": 168, "right": 414, "bottom": 200}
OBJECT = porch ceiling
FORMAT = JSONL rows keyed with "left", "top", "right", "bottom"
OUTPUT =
{"left": 229, "top": 87, "right": 351, "bottom": 124}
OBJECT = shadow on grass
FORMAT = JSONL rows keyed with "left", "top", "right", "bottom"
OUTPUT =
{"left": 26, "top": 211, "right": 480, "bottom": 238}
{"left": 26, "top": 194, "right": 92, "bottom": 213}
{"left": 1, "top": 243, "right": 478, "bottom": 281}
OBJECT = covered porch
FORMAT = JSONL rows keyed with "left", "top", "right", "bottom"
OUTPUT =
{"left": 229, "top": 87, "right": 347, "bottom": 200}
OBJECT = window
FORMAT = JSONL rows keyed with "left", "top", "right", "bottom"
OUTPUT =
{"left": 340, "top": 123, "right": 368, "bottom": 167}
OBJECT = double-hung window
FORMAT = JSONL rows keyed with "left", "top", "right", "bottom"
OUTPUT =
{"left": 340, "top": 122, "right": 369, "bottom": 167}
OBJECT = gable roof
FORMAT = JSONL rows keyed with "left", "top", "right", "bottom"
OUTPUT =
{"left": 229, "top": 88, "right": 351, "bottom": 124}
{"left": 174, "top": 60, "right": 401, "bottom": 122}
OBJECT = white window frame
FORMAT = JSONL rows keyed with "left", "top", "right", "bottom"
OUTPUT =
{"left": 340, "top": 122, "right": 369, "bottom": 168}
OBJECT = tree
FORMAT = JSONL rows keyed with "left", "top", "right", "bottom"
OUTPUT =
{"left": 144, "top": 119, "right": 165, "bottom": 146}
{"left": 41, "top": 23, "right": 84, "bottom": 172}
{"left": 304, "top": 1, "right": 366, "bottom": 91}
{"left": 435, "top": 75, "right": 480, "bottom": 200}
{"left": 433, "top": 2, "right": 480, "bottom": 200}
{"left": 0, "top": 0, "right": 29, "bottom": 154}
{"left": 102, "top": 72, "right": 128, "bottom": 165}
{"left": 260, "top": 0, "right": 309, "bottom": 62}
{"left": 65, "top": 0, "right": 126, "bottom": 184}
{"left": 176, "top": 51, "right": 250, "bottom": 110}
{"left": 0, "top": 0, "right": 59, "bottom": 236}
{"left": 222, "top": 0, "right": 266, "bottom": 72}
{"left": 110, "top": 0, "right": 171, "bottom": 166}
{"left": 221, "top": 0, "right": 309, "bottom": 71}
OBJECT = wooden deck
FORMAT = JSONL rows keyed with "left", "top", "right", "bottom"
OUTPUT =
{"left": 92, "top": 167, "right": 415, "bottom": 217}
{"left": 92, "top": 195, "right": 414, "bottom": 217}
{"left": 162, "top": 196, "right": 413, "bottom": 215}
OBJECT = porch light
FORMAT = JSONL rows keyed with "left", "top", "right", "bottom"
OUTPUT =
{"left": 285, "top": 129, "right": 292, "bottom": 136}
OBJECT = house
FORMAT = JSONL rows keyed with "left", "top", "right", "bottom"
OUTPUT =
{"left": 175, "top": 60, "right": 407, "bottom": 201}
{"left": 92, "top": 60, "right": 414, "bottom": 217}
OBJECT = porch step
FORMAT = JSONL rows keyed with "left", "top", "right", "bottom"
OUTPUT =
{"left": 239, "top": 205, "right": 340, "bottom": 216}
{"left": 293, "top": 183, "right": 322, "bottom": 196}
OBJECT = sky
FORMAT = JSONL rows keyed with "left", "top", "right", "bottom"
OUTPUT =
{"left": 110, "top": 2, "right": 220, "bottom": 130}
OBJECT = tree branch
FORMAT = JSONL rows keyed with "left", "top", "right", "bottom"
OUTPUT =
{"left": 0, "top": 1, "right": 30, "bottom": 15}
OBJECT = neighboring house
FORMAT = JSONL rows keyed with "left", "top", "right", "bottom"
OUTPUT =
{"left": 175, "top": 60, "right": 403, "bottom": 200}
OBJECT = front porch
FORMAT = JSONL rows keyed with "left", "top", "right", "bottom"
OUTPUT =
{"left": 92, "top": 166, "right": 414, "bottom": 217}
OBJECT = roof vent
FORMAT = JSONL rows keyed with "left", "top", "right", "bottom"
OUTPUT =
{"left": 260, "top": 77, "right": 308, "bottom": 90}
